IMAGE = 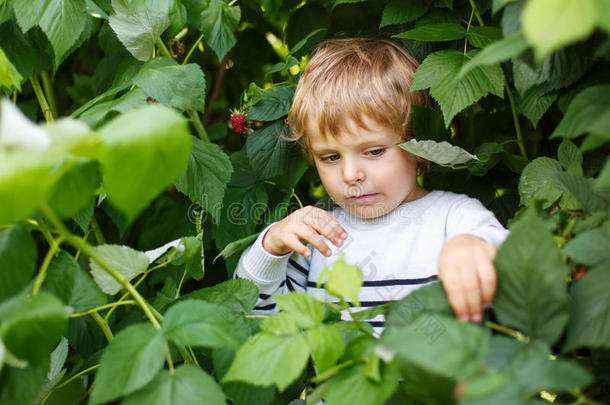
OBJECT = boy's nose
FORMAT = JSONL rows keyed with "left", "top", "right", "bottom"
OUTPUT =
{"left": 342, "top": 158, "right": 365, "bottom": 183}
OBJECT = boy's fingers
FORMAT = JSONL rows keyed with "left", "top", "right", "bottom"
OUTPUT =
{"left": 476, "top": 261, "right": 497, "bottom": 306}
{"left": 459, "top": 266, "right": 483, "bottom": 322}
{"left": 296, "top": 225, "right": 332, "bottom": 257}
{"left": 303, "top": 207, "right": 348, "bottom": 246}
{"left": 439, "top": 271, "right": 469, "bottom": 321}
{"left": 284, "top": 234, "right": 313, "bottom": 258}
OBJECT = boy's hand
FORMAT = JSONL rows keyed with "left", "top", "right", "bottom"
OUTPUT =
{"left": 437, "top": 234, "right": 497, "bottom": 323}
{"left": 262, "top": 206, "right": 349, "bottom": 258}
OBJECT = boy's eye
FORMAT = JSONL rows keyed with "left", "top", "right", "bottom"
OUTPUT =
{"left": 322, "top": 154, "right": 340, "bottom": 162}
{"left": 367, "top": 148, "right": 385, "bottom": 156}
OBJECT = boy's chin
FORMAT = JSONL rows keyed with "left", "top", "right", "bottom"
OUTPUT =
{"left": 343, "top": 203, "right": 394, "bottom": 220}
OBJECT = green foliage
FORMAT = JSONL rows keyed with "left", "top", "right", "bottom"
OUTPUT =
{"left": 0, "top": 0, "right": 609, "bottom": 403}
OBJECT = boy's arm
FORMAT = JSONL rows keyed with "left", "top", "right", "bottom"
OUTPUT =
{"left": 438, "top": 196, "right": 508, "bottom": 322}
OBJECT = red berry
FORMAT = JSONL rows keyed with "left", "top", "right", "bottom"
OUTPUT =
{"left": 573, "top": 268, "right": 588, "bottom": 281}
{"left": 231, "top": 112, "right": 246, "bottom": 134}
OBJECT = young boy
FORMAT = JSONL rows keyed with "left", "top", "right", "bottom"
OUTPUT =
{"left": 235, "top": 38, "right": 507, "bottom": 328}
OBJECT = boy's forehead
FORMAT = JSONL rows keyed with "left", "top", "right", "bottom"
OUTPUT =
{"left": 308, "top": 119, "right": 401, "bottom": 153}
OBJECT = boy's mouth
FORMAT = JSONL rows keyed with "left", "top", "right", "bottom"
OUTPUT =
{"left": 349, "top": 193, "right": 379, "bottom": 201}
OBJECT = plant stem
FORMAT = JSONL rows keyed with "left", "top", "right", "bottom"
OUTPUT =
{"left": 91, "top": 312, "right": 114, "bottom": 342}
{"left": 485, "top": 321, "right": 529, "bottom": 343}
{"left": 175, "top": 269, "right": 188, "bottom": 299}
{"left": 155, "top": 37, "right": 172, "bottom": 58}
{"left": 183, "top": 33, "right": 204, "bottom": 65}
{"left": 40, "top": 205, "right": 162, "bottom": 330}
{"left": 32, "top": 236, "right": 64, "bottom": 295}
{"left": 91, "top": 217, "right": 106, "bottom": 245}
{"left": 71, "top": 301, "right": 137, "bottom": 317}
{"left": 188, "top": 110, "right": 209, "bottom": 141}
{"left": 40, "top": 70, "right": 58, "bottom": 118}
{"left": 40, "top": 365, "right": 101, "bottom": 405}
{"left": 468, "top": 0, "right": 485, "bottom": 26}
{"left": 464, "top": 8, "right": 475, "bottom": 55}
{"left": 30, "top": 74, "right": 53, "bottom": 122}
{"left": 165, "top": 343, "right": 175, "bottom": 375}
{"left": 188, "top": 346, "right": 201, "bottom": 368}
{"left": 505, "top": 82, "right": 528, "bottom": 159}
{"left": 291, "top": 190, "right": 304, "bottom": 209}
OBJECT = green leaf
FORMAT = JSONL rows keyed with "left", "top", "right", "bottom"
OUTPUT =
{"left": 274, "top": 292, "right": 324, "bottom": 329}
{"left": 305, "top": 325, "right": 345, "bottom": 374}
{"left": 459, "top": 31, "right": 528, "bottom": 77}
{"left": 78, "top": 87, "right": 149, "bottom": 128}
{"left": 550, "top": 85, "right": 610, "bottom": 139}
{"left": 40, "top": 0, "right": 87, "bottom": 66}
{"left": 379, "top": 0, "right": 429, "bottom": 28}
{"left": 174, "top": 138, "right": 233, "bottom": 223}
{"left": 214, "top": 232, "right": 259, "bottom": 262}
{"left": 563, "top": 228, "right": 610, "bottom": 267}
{"left": 48, "top": 158, "right": 101, "bottom": 219}
{"left": 222, "top": 333, "right": 310, "bottom": 391}
{"left": 564, "top": 266, "right": 610, "bottom": 351}
{"left": 411, "top": 105, "right": 450, "bottom": 142}
{"left": 493, "top": 209, "right": 570, "bottom": 344}
{"left": 325, "top": 362, "right": 400, "bottom": 405}
{"left": 381, "top": 314, "right": 489, "bottom": 378}
{"left": 200, "top": 0, "right": 241, "bottom": 60}
{"left": 246, "top": 120, "right": 296, "bottom": 179}
{"left": 0, "top": 358, "right": 50, "bottom": 405}
{"left": 0, "top": 20, "right": 38, "bottom": 82}
{"left": 509, "top": 340, "right": 592, "bottom": 393}
{"left": 515, "top": 85, "right": 558, "bottom": 128}
{"left": 522, "top": 0, "right": 598, "bottom": 61}
{"left": 518, "top": 157, "right": 563, "bottom": 208}
{"left": 89, "top": 244, "right": 149, "bottom": 295}
{"left": 47, "top": 251, "right": 107, "bottom": 313}
{"left": 323, "top": 256, "right": 362, "bottom": 306}
{"left": 466, "top": 26, "right": 503, "bottom": 48}
{"left": 109, "top": 0, "right": 170, "bottom": 61}
{"left": 182, "top": 236, "right": 203, "bottom": 280}
{"left": 331, "top": 0, "right": 366, "bottom": 11}
{"left": 557, "top": 140, "right": 583, "bottom": 170}
{"left": 0, "top": 225, "right": 37, "bottom": 300}
{"left": 132, "top": 57, "right": 206, "bottom": 112}
{"left": 394, "top": 23, "right": 466, "bottom": 41}
{"left": 247, "top": 86, "right": 295, "bottom": 122}
{"left": 0, "top": 47, "right": 22, "bottom": 91}
{"left": 179, "top": 279, "right": 259, "bottom": 313}
{"left": 399, "top": 139, "right": 477, "bottom": 166}
{"left": 89, "top": 323, "right": 165, "bottom": 405}
{"left": 554, "top": 173, "right": 606, "bottom": 213}
{"left": 163, "top": 300, "right": 247, "bottom": 350}
{"left": 259, "top": 313, "right": 299, "bottom": 335}
{"left": 122, "top": 365, "right": 226, "bottom": 405}
{"left": 99, "top": 105, "right": 191, "bottom": 222}
{"left": 0, "top": 292, "right": 67, "bottom": 364}
{"left": 412, "top": 50, "right": 504, "bottom": 126}
{"left": 385, "top": 282, "right": 452, "bottom": 327}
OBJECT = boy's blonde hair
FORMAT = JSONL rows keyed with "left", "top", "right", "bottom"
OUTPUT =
{"left": 287, "top": 37, "right": 429, "bottom": 163}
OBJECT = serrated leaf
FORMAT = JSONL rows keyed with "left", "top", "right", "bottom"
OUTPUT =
{"left": 466, "top": 26, "right": 503, "bottom": 48}
{"left": 324, "top": 256, "right": 362, "bottom": 306}
{"left": 122, "top": 365, "right": 226, "bottom": 405}
{"left": 247, "top": 86, "right": 295, "bottom": 122}
{"left": 274, "top": 292, "right": 324, "bottom": 329}
{"left": 563, "top": 228, "right": 610, "bottom": 267}
{"left": 222, "top": 333, "right": 310, "bottom": 391}
{"left": 162, "top": 300, "right": 247, "bottom": 350}
{"left": 38, "top": 0, "right": 87, "bottom": 66}
{"left": 0, "top": 225, "right": 37, "bottom": 300}
{"left": 200, "top": 0, "right": 241, "bottom": 60}
{"left": 550, "top": 85, "right": 610, "bottom": 139}
{"left": 178, "top": 279, "right": 259, "bottom": 313}
{"left": 246, "top": 120, "right": 295, "bottom": 179}
{"left": 385, "top": 282, "right": 452, "bottom": 328}
{"left": 412, "top": 50, "right": 504, "bottom": 126}
{"left": 379, "top": 0, "right": 429, "bottom": 28}
{"left": 459, "top": 30, "right": 528, "bottom": 77}
{"left": 174, "top": 138, "right": 233, "bottom": 223}
{"left": 564, "top": 266, "right": 610, "bottom": 351}
{"left": 78, "top": 88, "right": 149, "bottom": 128}
{"left": 0, "top": 292, "right": 67, "bottom": 365}
{"left": 380, "top": 314, "right": 489, "bottom": 378}
{"left": 493, "top": 209, "right": 570, "bottom": 344}
{"left": 132, "top": 57, "right": 206, "bottom": 111}
{"left": 98, "top": 105, "right": 191, "bottom": 222}
{"left": 516, "top": 85, "right": 557, "bottom": 128}
{"left": 325, "top": 362, "right": 400, "bottom": 405}
{"left": 522, "top": 0, "right": 598, "bottom": 61}
{"left": 558, "top": 140, "right": 583, "bottom": 170}
{"left": 47, "top": 250, "right": 107, "bottom": 312}
{"left": 89, "top": 323, "right": 165, "bottom": 405}
{"left": 554, "top": 172, "right": 606, "bottom": 213}
{"left": 394, "top": 23, "right": 466, "bottom": 41}
{"left": 109, "top": 0, "right": 170, "bottom": 61}
{"left": 89, "top": 244, "right": 149, "bottom": 295}
{"left": 0, "top": 47, "right": 22, "bottom": 91}
{"left": 399, "top": 139, "right": 477, "bottom": 166}
{"left": 305, "top": 325, "right": 344, "bottom": 374}
{"left": 518, "top": 157, "right": 563, "bottom": 208}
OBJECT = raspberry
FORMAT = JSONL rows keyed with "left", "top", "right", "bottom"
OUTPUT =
{"left": 230, "top": 109, "right": 248, "bottom": 134}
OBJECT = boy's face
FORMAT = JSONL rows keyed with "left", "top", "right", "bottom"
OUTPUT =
{"left": 309, "top": 116, "right": 426, "bottom": 219}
